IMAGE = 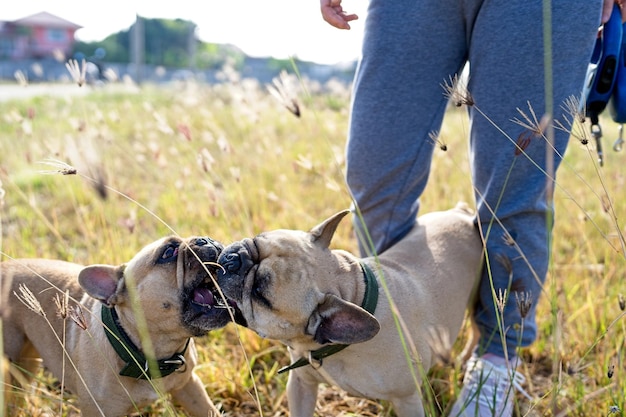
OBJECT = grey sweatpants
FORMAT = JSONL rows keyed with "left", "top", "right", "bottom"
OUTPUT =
{"left": 346, "top": 0, "right": 602, "bottom": 357}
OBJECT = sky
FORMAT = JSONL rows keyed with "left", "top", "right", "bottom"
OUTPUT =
{"left": 3, "top": 0, "right": 368, "bottom": 65}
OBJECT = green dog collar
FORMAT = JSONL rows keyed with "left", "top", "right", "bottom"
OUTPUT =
{"left": 101, "top": 305, "right": 189, "bottom": 380}
{"left": 278, "top": 261, "right": 379, "bottom": 374}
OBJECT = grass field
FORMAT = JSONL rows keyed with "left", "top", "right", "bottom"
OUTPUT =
{"left": 1, "top": 67, "right": 625, "bottom": 416}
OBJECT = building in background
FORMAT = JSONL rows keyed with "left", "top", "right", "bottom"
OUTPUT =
{"left": 0, "top": 12, "right": 82, "bottom": 60}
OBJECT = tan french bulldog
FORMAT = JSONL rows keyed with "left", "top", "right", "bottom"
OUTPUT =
{"left": 2, "top": 236, "right": 230, "bottom": 417}
{"left": 216, "top": 204, "right": 483, "bottom": 417}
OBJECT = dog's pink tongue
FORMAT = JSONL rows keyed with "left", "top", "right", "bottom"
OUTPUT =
{"left": 193, "top": 288, "right": 215, "bottom": 306}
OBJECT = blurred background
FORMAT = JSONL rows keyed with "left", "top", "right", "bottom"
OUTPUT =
{"left": 1, "top": 0, "right": 367, "bottom": 85}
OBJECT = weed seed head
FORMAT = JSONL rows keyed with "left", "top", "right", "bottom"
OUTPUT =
{"left": 69, "top": 305, "right": 88, "bottom": 330}
{"left": 428, "top": 131, "right": 448, "bottom": 151}
{"left": 65, "top": 58, "right": 87, "bottom": 87}
{"left": 501, "top": 231, "right": 516, "bottom": 247}
{"left": 54, "top": 290, "right": 70, "bottom": 319}
{"left": 65, "top": 59, "right": 87, "bottom": 87}
{"left": 442, "top": 74, "right": 474, "bottom": 107}
{"left": 566, "top": 362, "right": 578, "bottom": 376}
{"left": 177, "top": 123, "right": 192, "bottom": 141}
{"left": 38, "top": 159, "right": 77, "bottom": 176}
{"left": 14, "top": 69, "right": 28, "bottom": 86}
{"left": 496, "top": 253, "right": 513, "bottom": 276}
{"left": 619, "top": 294, "right": 625, "bottom": 311}
{"left": 197, "top": 148, "right": 215, "bottom": 173}
{"left": 496, "top": 288, "right": 508, "bottom": 314}
{"left": 268, "top": 70, "right": 301, "bottom": 117}
{"left": 515, "top": 291, "right": 533, "bottom": 319}
{"left": 514, "top": 131, "right": 533, "bottom": 156}
{"left": 601, "top": 195, "right": 611, "bottom": 214}
{"left": 15, "top": 284, "right": 45, "bottom": 316}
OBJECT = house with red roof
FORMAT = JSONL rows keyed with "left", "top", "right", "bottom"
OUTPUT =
{"left": 0, "top": 12, "right": 82, "bottom": 60}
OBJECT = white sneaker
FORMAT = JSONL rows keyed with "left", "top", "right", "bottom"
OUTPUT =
{"left": 449, "top": 355, "right": 531, "bottom": 417}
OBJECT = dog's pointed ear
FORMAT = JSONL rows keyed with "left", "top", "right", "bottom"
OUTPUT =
{"left": 78, "top": 264, "right": 126, "bottom": 306}
{"left": 307, "top": 294, "right": 380, "bottom": 345}
{"left": 309, "top": 210, "right": 351, "bottom": 249}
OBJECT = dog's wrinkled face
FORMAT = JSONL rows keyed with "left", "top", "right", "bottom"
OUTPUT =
{"left": 217, "top": 230, "right": 326, "bottom": 342}
{"left": 117, "top": 236, "right": 232, "bottom": 336}
{"left": 217, "top": 211, "right": 381, "bottom": 347}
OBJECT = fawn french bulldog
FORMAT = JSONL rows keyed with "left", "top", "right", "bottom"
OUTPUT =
{"left": 2, "top": 236, "right": 229, "bottom": 416}
{"left": 217, "top": 204, "right": 483, "bottom": 417}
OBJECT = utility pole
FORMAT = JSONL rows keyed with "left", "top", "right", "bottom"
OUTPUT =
{"left": 187, "top": 22, "right": 197, "bottom": 72}
{"left": 131, "top": 14, "right": 144, "bottom": 83}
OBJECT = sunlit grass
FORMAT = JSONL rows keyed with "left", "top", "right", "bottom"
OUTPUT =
{"left": 0, "top": 70, "right": 624, "bottom": 416}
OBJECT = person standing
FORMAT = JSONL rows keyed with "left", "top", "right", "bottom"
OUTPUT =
{"left": 320, "top": 0, "right": 616, "bottom": 415}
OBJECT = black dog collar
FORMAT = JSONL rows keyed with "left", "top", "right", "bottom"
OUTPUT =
{"left": 278, "top": 261, "right": 379, "bottom": 374}
{"left": 101, "top": 305, "right": 189, "bottom": 380}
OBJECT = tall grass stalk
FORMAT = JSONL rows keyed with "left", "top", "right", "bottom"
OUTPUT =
{"left": 53, "top": 291, "right": 69, "bottom": 415}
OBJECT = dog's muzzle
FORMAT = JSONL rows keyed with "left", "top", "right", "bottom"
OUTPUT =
{"left": 180, "top": 236, "right": 238, "bottom": 334}
{"left": 219, "top": 251, "right": 244, "bottom": 275}
{"left": 217, "top": 238, "right": 257, "bottom": 285}
{"left": 215, "top": 238, "right": 257, "bottom": 326}
{"left": 194, "top": 237, "right": 223, "bottom": 261}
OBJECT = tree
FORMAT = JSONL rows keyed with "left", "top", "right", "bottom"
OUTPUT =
{"left": 73, "top": 17, "right": 245, "bottom": 69}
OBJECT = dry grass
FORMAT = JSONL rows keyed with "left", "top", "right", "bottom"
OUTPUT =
{"left": 0, "top": 66, "right": 625, "bottom": 416}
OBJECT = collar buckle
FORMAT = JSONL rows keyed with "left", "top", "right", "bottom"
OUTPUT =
{"left": 162, "top": 354, "right": 187, "bottom": 373}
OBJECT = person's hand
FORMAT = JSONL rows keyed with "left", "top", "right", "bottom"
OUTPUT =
{"left": 602, "top": 0, "right": 626, "bottom": 23}
{"left": 320, "top": 0, "right": 359, "bottom": 30}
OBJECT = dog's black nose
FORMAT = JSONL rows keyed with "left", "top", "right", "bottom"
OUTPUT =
{"left": 220, "top": 252, "right": 241, "bottom": 273}
{"left": 196, "top": 237, "right": 224, "bottom": 251}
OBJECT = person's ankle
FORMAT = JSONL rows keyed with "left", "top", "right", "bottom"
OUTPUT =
{"left": 480, "top": 352, "right": 517, "bottom": 368}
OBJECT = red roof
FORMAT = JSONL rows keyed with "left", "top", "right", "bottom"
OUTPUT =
{"left": 13, "top": 11, "right": 82, "bottom": 30}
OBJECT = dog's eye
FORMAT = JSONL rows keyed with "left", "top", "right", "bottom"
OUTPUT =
{"left": 253, "top": 285, "right": 264, "bottom": 299}
{"left": 158, "top": 244, "right": 179, "bottom": 264}
{"left": 253, "top": 287, "right": 272, "bottom": 309}
{"left": 252, "top": 275, "right": 272, "bottom": 309}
